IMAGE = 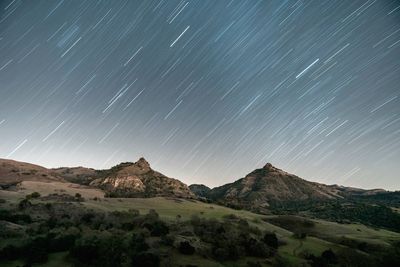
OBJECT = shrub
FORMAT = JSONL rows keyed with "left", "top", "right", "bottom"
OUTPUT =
{"left": 70, "top": 239, "right": 100, "bottom": 265}
{"left": 245, "top": 238, "right": 273, "bottom": 258}
{"left": 23, "top": 236, "right": 50, "bottom": 264}
{"left": 18, "top": 199, "right": 31, "bottom": 210}
{"left": 131, "top": 252, "right": 160, "bottom": 267}
{"left": 321, "top": 249, "right": 337, "bottom": 264}
{"left": 28, "top": 192, "right": 41, "bottom": 199}
{"left": 263, "top": 232, "right": 279, "bottom": 249}
{"left": 130, "top": 232, "right": 149, "bottom": 254}
{"left": 179, "top": 241, "right": 195, "bottom": 255}
{"left": 143, "top": 220, "right": 169, "bottom": 236}
{"left": 145, "top": 209, "right": 159, "bottom": 221}
{"left": 0, "top": 244, "right": 20, "bottom": 260}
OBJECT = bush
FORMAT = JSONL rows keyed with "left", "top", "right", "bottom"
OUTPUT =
{"left": 145, "top": 209, "right": 159, "bottom": 221}
{"left": 48, "top": 234, "right": 77, "bottom": 252}
{"left": 321, "top": 249, "right": 337, "bottom": 264}
{"left": 143, "top": 220, "right": 169, "bottom": 237}
{"left": 131, "top": 252, "right": 160, "bottom": 267}
{"left": 130, "top": 232, "right": 149, "bottom": 254}
{"left": 179, "top": 241, "right": 195, "bottom": 255}
{"left": 28, "top": 192, "right": 41, "bottom": 199}
{"left": 0, "top": 244, "right": 20, "bottom": 260}
{"left": 245, "top": 238, "right": 273, "bottom": 258}
{"left": 263, "top": 232, "right": 278, "bottom": 249}
{"left": 70, "top": 239, "right": 100, "bottom": 265}
{"left": 25, "top": 243, "right": 48, "bottom": 264}
{"left": 18, "top": 199, "right": 31, "bottom": 210}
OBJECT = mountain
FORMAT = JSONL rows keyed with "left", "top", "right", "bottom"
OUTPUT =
{"left": 89, "top": 158, "right": 195, "bottom": 198}
{"left": 0, "top": 159, "right": 64, "bottom": 189}
{"left": 197, "top": 163, "right": 385, "bottom": 212}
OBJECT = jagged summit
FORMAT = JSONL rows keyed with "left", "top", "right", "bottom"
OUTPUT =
{"left": 263, "top": 163, "right": 274, "bottom": 170}
{"left": 262, "top": 162, "right": 283, "bottom": 173}
{"left": 90, "top": 157, "right": 194, "bottom": 198}
{"left": 135, "top": 157, "right": 150, "bottom": 169}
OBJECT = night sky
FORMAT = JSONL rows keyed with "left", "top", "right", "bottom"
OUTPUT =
{"left": 1, "top": 0, "right": 399, "bottom": 190}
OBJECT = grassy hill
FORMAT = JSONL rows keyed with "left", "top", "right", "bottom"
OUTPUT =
{"left": 1, "top": 182, "right": 400, "bottom": 267}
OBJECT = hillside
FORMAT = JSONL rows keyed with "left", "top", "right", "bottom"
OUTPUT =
{"left": 0, "top": 159, "right": 64, "bottom": 189}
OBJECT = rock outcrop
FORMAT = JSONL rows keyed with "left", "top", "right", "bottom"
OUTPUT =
{"left": 89, "top": 158, "right": 195, "bottom": 198}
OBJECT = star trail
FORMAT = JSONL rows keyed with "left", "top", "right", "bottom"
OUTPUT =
{"left": 0, "top": 0, "right": 399, "bottom": 190}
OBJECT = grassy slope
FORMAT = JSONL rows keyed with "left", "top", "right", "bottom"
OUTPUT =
{"left": 1, "top": 182, "right": 400, "bottom": 266}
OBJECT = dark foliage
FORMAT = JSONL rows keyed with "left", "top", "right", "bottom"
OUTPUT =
{"left": 179, "top": 241, "right": 195, "bottom": 255}
{"left": 190, "top": 216, "right": 274, "bottom": 261}
{"left": 263, "top": 232, "right": 279, "bottom": 249}
{"left": 0, "top": 209, "right": 32, "bottom": 223}
{"left": 27, "top": 192, "right": 41, "bottom": 199}
{"left": 270, "top": 199, "right": 400, "bottom": 232}
{"left": 131, "top": 252, "right": 160, "bottom": 267}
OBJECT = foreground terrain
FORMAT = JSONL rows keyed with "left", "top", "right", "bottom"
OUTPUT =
{"left": 1, "top": 181, "right": 400, "bottom": 267}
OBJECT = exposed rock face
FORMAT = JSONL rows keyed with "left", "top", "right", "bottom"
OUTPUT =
{"left": 206, "top": 163, "right": 342, "bottom": 211}
{"left": 91, "top": 175, "right": 145, "bottom": 192}
{"left": 89, "top": 158, "right": 195, "bottom": 198}
{"left": 189, "top": 184, "right": 211, "bottom": 198}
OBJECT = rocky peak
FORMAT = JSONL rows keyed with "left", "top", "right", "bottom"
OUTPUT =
{"left": 263, "top": 163, "right": 275, "bottom": 170}
{"left": 134, "top": 157, "right": 150, "bottom": 170}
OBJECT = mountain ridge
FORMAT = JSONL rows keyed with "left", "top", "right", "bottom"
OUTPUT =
{"left": 0, "top": 158, "right": 389, "bottom": 203}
